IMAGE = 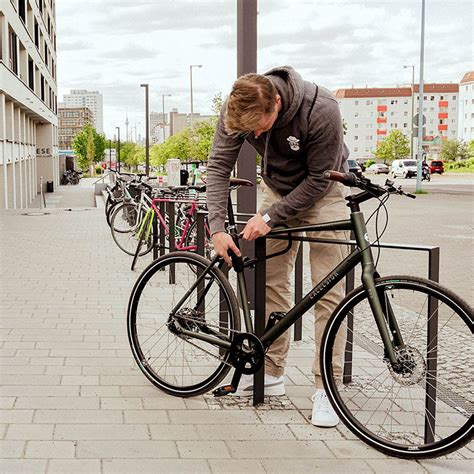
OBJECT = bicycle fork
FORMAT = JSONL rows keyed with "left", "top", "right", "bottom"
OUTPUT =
{"left": 352, "top": 211, "right": 405, "bottom": 364}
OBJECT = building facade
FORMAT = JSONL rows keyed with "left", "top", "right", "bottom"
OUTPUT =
{"left": 0, "top": 0, "right": 58, "bottom": 209}
{"left": 169, "top": 109, "right": 215, "bottom": 136}
{"left": 57, "top": 106, "right": 93, "bottom": 149}
{"left": 458, "top": 71, "right": 474, "bottom": 142}
{"left": 62, "top": 89, "right": 103, "bottom": 134}
{"left": 336, "top": 83, "right": 459, "bottom": 160}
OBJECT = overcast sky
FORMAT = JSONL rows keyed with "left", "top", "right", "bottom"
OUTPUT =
{"left": 56, "top": 0, "right": 473, "bottom": 138}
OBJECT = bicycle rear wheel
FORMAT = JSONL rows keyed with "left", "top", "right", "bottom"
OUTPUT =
{"left": 321, "top": 276, "right": 473, "bottom": 458}
{"left": 110, "top": 203, "right": 152, "bottom": 257}
{"left": 127, "top": 252, "right": 240, "bottom": 397}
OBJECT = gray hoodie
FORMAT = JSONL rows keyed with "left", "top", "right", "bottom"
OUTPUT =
{"left": 206, "top": 66, "right": 349, "bottom": 235}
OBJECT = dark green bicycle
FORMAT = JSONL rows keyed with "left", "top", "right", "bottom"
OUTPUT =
{"left": 127, "top": 171, "right": 473, "bottom": 459}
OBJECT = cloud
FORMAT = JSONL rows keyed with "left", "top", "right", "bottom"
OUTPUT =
{"left": 56, "top": 0, "right": 473, "bottom": 137}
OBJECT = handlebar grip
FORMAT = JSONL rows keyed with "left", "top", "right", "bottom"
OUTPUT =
{"left": 323, "top": 170, "right": 358, "bottom": 187}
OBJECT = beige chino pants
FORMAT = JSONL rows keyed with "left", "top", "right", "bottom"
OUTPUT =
{"left": 258, "top": 182, "right": 350, "bottom": 389}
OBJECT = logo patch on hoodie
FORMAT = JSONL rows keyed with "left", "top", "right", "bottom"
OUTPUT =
{"left": 287, "top": 136, "right": 300, "bottom": 151}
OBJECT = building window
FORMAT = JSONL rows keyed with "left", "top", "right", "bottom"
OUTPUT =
{"left": 390, "top": 111, "right": 396, "bottom": 116}
{"left": 354, "top": 147, "right": 358, "bottom": 152}
{"left": 354, "top": 112, "right": 358, "bottom": 118}
{"left": 430, "top": 96, "right": 434, "bottom": 101}
{"left": 354, "top": 124, "right": 359, "bottom": 129}
{"left": 403, "top": 123, "right": 408, "bottom": 128}
{"left": 404, "top": 111, "right": 408, "bottom": 116}
{"left": 366, "top": 100, "right": 372, "bottom": 105}
{"left": 354, "top": 136, "right": 359, "bottom": 140}
{"left": 440, "top": 96, "right": 444, "bottom": 100}
{"left": 354, "top": 100, "right": 359, "bottom": 105}
{"left": 453, "top": 96, "right": 456, "bottom": 100}
{"left": 366, "top": 124, "right": 372, "bottom": 128}
{"left": 9, "top": 29, "right": 18, "bottom": 74}
{"left": 430, "top": 107, "right": 434, "bottom": 112}
{"left": 366, "top": 135, "right": 372, "bottom": 140}
{"left": 403, "top": 100, "right": 408, "bottom": 105}
{"left": 390, "top": 99, "right": 398, "bottom": 105}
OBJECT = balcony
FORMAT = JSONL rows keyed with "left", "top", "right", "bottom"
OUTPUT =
{"left": 439, "top": 101, "right": 448, "bottom": 108}
{"left": 438, "top": 112, "right": 448, "bottom": 119}
{"left": 376, "top": 129, "right": 387, "bottom": 135}
{"left": 377, "top": 117, "right": 387, "bottom": 123}
{"left": 438, "top": 124, "right": 448, "bottom": 131}
{"left": 377, "top": 105, "right": 387, "bottom": 112}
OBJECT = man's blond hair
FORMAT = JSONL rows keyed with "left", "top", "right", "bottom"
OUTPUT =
{"left": 225, "top": 74, "right": 277, "bottom": 135}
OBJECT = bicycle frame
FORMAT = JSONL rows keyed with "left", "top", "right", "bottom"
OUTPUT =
{"left": 170, "top": 201, "right": 404, "bottom": 366}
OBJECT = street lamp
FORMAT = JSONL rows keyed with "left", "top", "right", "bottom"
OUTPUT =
{"left": 161, "top": 94, "right": 171, "bottom": 142}
{"left": 404, "top": 65, "right": 415, "bottom": 160}
{"left": 115, "top": 126, "right": 121, "bottom": 172}
{"left": 189, "top": 64, "right": 202, "bottom": 128}
{"left": 140, "top": 84, "right": 150, "bottom": 176}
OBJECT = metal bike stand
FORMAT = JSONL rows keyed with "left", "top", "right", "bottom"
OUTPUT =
{"left": 294, "top": 246, "right": 303, "bottom": 340}
{"left": 167, "top": 201, "right": 176, "bottom": 284}
{"left": 159, "top": 201, "right": 166, "bottom": 259}
{"left": 254, "top": 237, "right": 267, "bottom": 405}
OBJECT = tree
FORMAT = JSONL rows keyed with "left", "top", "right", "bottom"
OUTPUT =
{"left": 375, "top": 129, "right": 410, "bottom": 164}
{"left": 440, "top": 139, "right": 470, "bottom": 162}
{"left": 72, "top": 124, "right": 107, "bottom": 172}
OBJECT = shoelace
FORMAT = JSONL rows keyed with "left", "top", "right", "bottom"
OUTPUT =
{"left": 312, "top": 392, "right": 331, "bottom": 411}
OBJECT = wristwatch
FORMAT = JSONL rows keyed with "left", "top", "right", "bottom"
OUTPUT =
{"left": 262, "top": 213, "right": 271, "bottom": 224}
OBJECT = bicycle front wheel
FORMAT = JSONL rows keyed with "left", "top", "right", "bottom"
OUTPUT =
{"left": 127, "top": 252, "right": 240, "bottom": 397}
{"left": 321, "top": 276, "right": 473, "bottom": 459}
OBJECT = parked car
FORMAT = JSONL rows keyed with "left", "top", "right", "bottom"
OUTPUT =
{"left": 366, "top": 163, "right": 390, "bottom": 174}
{"left": 391, "top": 159, "right": 418, "bottom": 178}
{"left": 429, "top": 160, "right": 444, "bottom": 174}
{"left": 347, "top": 159, "right": 362, "bottom": 177}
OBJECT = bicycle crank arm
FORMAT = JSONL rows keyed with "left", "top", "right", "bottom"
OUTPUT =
{"left": 213, "top": 370, "right": 243, "bottom": 397}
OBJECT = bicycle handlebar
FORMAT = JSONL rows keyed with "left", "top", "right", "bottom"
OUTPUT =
{"left": 323, "top": 170, "right": 416, "bottom": 200}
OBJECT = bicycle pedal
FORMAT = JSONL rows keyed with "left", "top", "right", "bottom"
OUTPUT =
{"left": 212, "top": 384, "right": 236, "bottom": 397}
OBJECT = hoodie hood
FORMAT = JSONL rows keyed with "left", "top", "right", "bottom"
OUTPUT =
{"left": 264, "top": 66, "right": 305, "bottom": 129}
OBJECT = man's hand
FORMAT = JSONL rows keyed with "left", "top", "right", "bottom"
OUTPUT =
{"left": 211, "top": 232, "right": 241, "bottom": 266}
{"left": 242, "top": 213, "right": 271, "bottom": 241}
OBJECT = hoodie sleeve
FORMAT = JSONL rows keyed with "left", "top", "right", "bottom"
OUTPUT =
{"left": 206, "top": 107, "right": 244, "bottom": 235}
{"left": 261, "top": 96, "right": 345, "bottom": 226}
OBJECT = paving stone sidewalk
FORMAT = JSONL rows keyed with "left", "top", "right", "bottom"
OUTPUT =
{"left": 0, "top": 183, "right": 472, "bottom": 473}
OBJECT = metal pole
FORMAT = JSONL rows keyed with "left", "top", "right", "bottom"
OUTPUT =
{"left": 416, "top": 0, "right": 425, "bottom": 192}
{"left": 190, "top": 66, "right": 193, "bottom": 129}
{"left": 189, "top": 65, "right": 202, "bottom": 128}
{"left": 109, "top": 139, "right": 111, "bottom": 169}
{"left": 404, "top": 65, "right": 415, "bottom": 160}
{"left": 162, "top": 94, "right": 171, "bottom": 143}
{"left": 115, "top": 126, "right": 121, "bottom": 172}
{"left": 141, "top": 84, "right": 150, "bottom": 176}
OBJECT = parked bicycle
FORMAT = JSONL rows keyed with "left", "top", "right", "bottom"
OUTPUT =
{"left": 60, "top": 169, "right": 82, "bottom": 185}
{"left": 127, "top": 171, "right": 472, "bottom": 459}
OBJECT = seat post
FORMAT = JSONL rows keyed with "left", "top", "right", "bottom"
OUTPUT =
{"left": 227, "top": 193, "right": 239, "bottom": 239}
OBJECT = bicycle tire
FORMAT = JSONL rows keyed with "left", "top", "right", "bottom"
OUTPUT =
{"left": 110, "top": 203, "right": 152, "bottom": 257}
{"left": 182, "top": 218, "right": 213, "bottom": 259}
{"left": 127, "top": 252, "right": 241, "bottom": 397}
{"left": 131, "top": 212, "right": 154, "bottom": 271}
{"left": 321, "top": 275, "right": 473, "bottom": 459}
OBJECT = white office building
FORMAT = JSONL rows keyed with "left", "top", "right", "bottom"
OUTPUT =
{"left": 458, "top": 71, "right": 474, "bottom": 142}
{"left": 63, "top": 89, "right": 103, "bottom": 134}
{"left": 336, "top": 83, "right": 459, "bottom": 160}
{"left": 0, "top": 0, "right": 58, "bottom": 210}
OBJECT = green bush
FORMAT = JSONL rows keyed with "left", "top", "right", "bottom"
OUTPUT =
{"left": 445, "top": 158, "right": 474, "bottom": 173}
{"left": 95, "top": 165, "right": 102, "bottom": 175}
{"left": 365, "top": 159, "right": 375, "bottom": 168}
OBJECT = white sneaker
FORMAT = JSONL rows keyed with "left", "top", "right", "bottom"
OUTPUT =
{"left": 232, "top": 374, "right": 285, "bottom": 397}
{"left": 311, "top": 389, "right": 339, "bottom": 427}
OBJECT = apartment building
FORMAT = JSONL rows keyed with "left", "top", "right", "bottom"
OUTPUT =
{"left": 458, "top": 71, "right": 474, "bottom": 142}
{"left": 0, "top": 0, "right": 58, "bottom": 209}
{"left": 169, "top": 109, "right": 215, "bottom": 136}
{"left": 58, "top": 105, "right": 93, "bottom": 149}
{"left": 62, "top": 89, "right": 103, "bottom": 134}
{"left": 336, "top": 83, "right": 459, "bottom": 160}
